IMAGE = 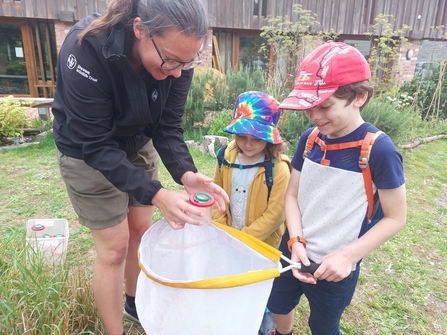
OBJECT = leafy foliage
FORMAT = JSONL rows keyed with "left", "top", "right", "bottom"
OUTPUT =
{"left": 225, "top": 67, "right": 266, "bottom": 107}
{"left": 399, "top": 61, "right": 447, "bottom": 122}
{"left": 361, "top": 95, "right": 422, "bottom": 144}
{"left": 260, "top": 4, "right": 339, "bottom": 98}
{"left": 278, "top": 110, "right": 313, "bottom": 153}
{"left": 184, "top": 66, "right": 266, "bottom": 133}
{"left": 183, "top": 69, "right": 214, "bottom": 130}
{"left": 364, "top": 14, "right": 410, "bottom": 93}
{"left": 0, "top": 96, "right": 33, "bottom": 139}
{"left": 207, "top": 109, "right": 233, "bottom": 138}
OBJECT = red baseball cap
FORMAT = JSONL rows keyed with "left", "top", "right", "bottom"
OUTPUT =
{"left": 279, "top": 41, "right": 371, "bottom": 110}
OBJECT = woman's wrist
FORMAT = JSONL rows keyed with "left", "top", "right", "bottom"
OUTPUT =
{"left": 180, "top": 171, "right": 195, "bottom": 185}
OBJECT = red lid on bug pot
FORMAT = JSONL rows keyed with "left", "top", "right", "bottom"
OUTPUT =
{"left": 189, "top": 192, "right": 215, "bottom": 208}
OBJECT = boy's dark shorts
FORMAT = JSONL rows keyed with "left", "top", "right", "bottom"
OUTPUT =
{"left": 267, "top": 231, "right": 359, "bottom": 334}
{"left": 57, "top": 140, "right": 159, "bottom": 229}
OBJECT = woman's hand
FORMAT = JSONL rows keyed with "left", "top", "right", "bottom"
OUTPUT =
{"left": 180, "top": 171, "right": 229, "bottom": 213}
{"left": 151, "top": 188, "right": 206, "bottom": 229}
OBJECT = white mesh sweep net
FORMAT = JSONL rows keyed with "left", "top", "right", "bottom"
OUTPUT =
{"left": 135, "top": 219, "right": 280, "bottom": 335}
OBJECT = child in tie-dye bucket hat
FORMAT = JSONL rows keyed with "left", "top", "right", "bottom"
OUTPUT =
{"left": 212, "top": 91, "right": 292, "bottom": 335}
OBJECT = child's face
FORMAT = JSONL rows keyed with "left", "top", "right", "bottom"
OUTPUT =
{"left": 235, "top": 134, "right": 267, "bottom": 160}
{"left": 304, "top": 95, "right": 365, "bottom": 139}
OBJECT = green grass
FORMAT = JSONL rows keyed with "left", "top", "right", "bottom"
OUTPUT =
{"left": 0, "top": 133, "right": 446, "bottom": 334}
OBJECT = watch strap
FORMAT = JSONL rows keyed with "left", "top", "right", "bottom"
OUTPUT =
{"left": 287, "top": 236, "right": 306, "bottom": 252}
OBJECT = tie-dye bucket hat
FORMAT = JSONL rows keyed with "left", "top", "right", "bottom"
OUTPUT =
{"left": 223, "top": 91, "right": 283, "bottom": 144}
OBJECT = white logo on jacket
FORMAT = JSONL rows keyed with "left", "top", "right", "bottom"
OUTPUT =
{"left": 67, "top": 54, "right": 77, "bottom": 69}
{"left": 152, "top": 89, "right": 158, "bottom": 101}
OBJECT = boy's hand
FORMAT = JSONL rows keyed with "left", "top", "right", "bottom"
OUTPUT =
{"left": 290, "top": 243, "right": 318, "bottom": 284}
{"left": 314, "top": 251, "right": 353, "bottom": 282}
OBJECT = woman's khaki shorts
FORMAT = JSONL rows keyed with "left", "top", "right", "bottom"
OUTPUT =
{"left": 57, "top": 140, "right": 159, "bottom": 229}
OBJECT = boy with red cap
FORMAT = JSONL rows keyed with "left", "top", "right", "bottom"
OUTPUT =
{"left": 267, "top": 41, "right": 407, "bottom": 335}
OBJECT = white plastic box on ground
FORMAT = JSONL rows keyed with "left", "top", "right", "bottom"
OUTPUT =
{"left": 26, "top": 218, "right": 69, "bottom": 264}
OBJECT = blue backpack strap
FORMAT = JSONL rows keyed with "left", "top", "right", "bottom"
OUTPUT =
{"left": 217, "top": 143, "right": 275, "bottom": 201}
{"left": 264, "top": 158, "right": 275, "bottom": 201}
{"left": 216, "top": 144, "right": 228, "bottom": 171}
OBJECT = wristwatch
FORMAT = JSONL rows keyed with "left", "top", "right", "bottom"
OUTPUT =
{"left": 287, "top": 236, "right": 306, "bottom": 252}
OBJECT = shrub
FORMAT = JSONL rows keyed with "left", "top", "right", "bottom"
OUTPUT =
{"left": 279, "top": 110, "right": 313, "bottom": 153}
{"left": 280, "top": 95, "right": 422, "bottom": 154}
{"left": 184, "top": 70, "right": 214, "bottom": 131}
{"left": 207, "top": 66, "right": 267, "bottom": 111}
{"left": 399, "top": 62, "right": 447, "bottom": 121}
{"left": 362, "top": 95, "right": 420, "bottom": 144}
{"left": 0, "top": 96, "right": 32, "bottom": 140}
{"left": 207, "top": 109, "right": 233, "bottom": 138}
{"left": 225, "top": 66, "right": 266, "bottom": 106}
{"left": 185, "top": 66, "right": 267, "bottom": 133}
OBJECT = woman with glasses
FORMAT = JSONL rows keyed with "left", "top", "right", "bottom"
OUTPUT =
{"left": 52, "top": 0, "right": 229, "bottom": 334}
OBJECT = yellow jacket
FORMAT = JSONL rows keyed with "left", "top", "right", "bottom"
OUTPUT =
{"left": 212, "top": 140, "right": 291, "bottom": 248}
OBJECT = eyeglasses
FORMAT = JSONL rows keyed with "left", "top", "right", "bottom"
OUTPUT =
{"left": 150, "top": 34, "right": 202, "bottom": 71}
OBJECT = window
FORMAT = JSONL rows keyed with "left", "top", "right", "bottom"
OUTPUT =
{"left": 253, "top": 0, "right": 267, "bottom": 18}
{"left": 0, "top": 23, "right": 29, "bottom": 95}
{"left": 213, "top": 30, "right": 234, "bottom": 73}
{"left": 434, "top": 0, "right": 447, "bottom": 28}
{"left": 239, "top": 35, "right": 269, "bottom": 72}
{"left": 0, "top": 20, "right": 57, "bottom": 97}
{"left": 31, "top": 21, "right": 57, "bottom": 97}
{"left": 343, "top": 39, "right": 371, "bottom": 60}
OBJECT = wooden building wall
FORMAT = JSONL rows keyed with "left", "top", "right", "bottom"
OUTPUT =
{"left": 208, "top": 0, "right": 447, "bottom": 39}
{"left": 0, "top": 0, "right": 108, "bottom": 22}
{"left": 1, "top": 0, "right": 446, "bottom": 39}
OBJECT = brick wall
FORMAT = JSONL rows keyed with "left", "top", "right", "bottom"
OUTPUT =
{"left": 200, "top": 29, "right": 213, "bottom": 68}
{"left": 397, "top": 39, "right": 420, "bottom": 86}
{"left": 54, "top": 22, "right": 74, "bottom": 54}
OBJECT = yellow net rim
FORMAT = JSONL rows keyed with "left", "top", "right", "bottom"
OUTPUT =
{"left": 138, "top": 221, "right": 282, "bottom": 289}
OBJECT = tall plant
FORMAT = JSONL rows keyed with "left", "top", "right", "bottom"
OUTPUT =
{"left": 260, "top": 4, "right": 338, "bottom": 98}
{"left": 184, "top": 69, "right": 213, "bottom": 131}
{"left": 365, "top": 14, "right": 409, "bottom": 93}
{"left": 423, "top": 61, "right": 447, "bottom": 121}
{"left": 399, "top": 61, "right": 447, "bottom": 123}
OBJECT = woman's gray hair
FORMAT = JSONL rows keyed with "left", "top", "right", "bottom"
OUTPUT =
{"left": 136, "top": 0, "right": 209, "bottom": 39}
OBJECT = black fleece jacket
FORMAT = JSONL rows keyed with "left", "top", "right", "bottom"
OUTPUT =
{"left": 52, "top": 14, "right": 197, "bottom": 206}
